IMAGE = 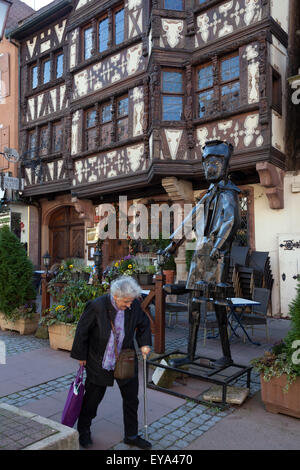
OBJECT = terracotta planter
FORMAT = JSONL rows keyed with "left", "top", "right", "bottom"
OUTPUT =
{"left": 0, "top": 312, "right": 39, "bottom": 335}
{"left": 163, "top": 270, "right": 175, "bottom": 284}
{"left": 260, "top": 373, "right": 300, "bottom": 419}
{"left": 48, "top": 322, "right": 75, "bottom": 352}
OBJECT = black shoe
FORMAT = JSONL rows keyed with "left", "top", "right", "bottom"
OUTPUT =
{"left": 124, "top": 435, "right": 152, "bottom": 450}
{"left": 79, "top": 430, "right": 93, "bottom": 448}
{"left": 214, "top": 356, "right": 233, "bottom": 367}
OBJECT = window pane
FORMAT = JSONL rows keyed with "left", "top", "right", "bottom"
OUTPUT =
{"left": 53, "top": 123, "right": 63, "bottom": 152}
{"left": 99, "top": 17, "right": 109, "bottom": 53}
{"left": 84, "top": 27, "right": 93, "bottom": 60}
{"left": 198, "top": 90, "right": 214, "bottom": 118}
{"left": 56, "top": 54, "right": 64, "bottom": 78}
{"left": 86, "top": 109, "right": 97, "bottom": 128}
{"left": 28, "top": 132, "right": 37, "bottom": 158}
{"left": 163, "top": 72, "right": 183, "bottom": 93}
{"left": 221, "top": 56, "right": 240, "bottom": 82}
{"left": 40, "top": 127, "right": 48, "bottom": 155}
{"left": 118, "top": 97, "right": 128, "bottom": 117}
{"left": 43, "top": 60, "right": 51, "bottom": 84}
{"left": 198, "top": 65, "right": 213, "bottom": 90}
{"left": 86, "top": 128, "right": 97, "bottom": 150}
{"left": 221, "top": 82, "right": 240, "bottom": 111}
{"left": 115, "top": 9, "right": 125, "bottom": 45}
{"left": 117, "top": 117, "right": 128, "bottom": 141}
{"left": 32, "top": 66, "right": 38, "bottom": 88}
{"left": 101, "top": 122, "right": 113, "bottom": 146}
{"left": 102, "top": 103, "right": 112, "bottom": 123}
{"left": 164, "top": 0, "right": 183, "bottom": 10}
{"left": 163, "top": 96, "right": 183, "bottom": 120}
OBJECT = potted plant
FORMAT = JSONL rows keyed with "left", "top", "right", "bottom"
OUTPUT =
{"left": 43, "top": 278, "right": 109, "bottom": 351}
{"left": 0, "top": 226, "right": 38, "bottom": 335}
{"left": 251, "top": 278, "right": 300, "bottom": 418}
{"left": 163, "top": 254, "right": 176, "bottom": 284}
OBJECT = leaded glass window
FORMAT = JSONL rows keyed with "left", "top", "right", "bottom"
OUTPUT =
{"left": 85, "top": 108, "right": 97, "bottom": 150}
{"left": 220, "top": 55, "right": 240, "bottom": 111}
{"left": 164, "top": 0, "right": 183, "bottom": 10}
{"left": 99, "top": 17, "right": 109, "bottom": 53}
{"left": 162, "top": 71, "right": 183, "bottom": 121}
{"left": 117, "top": 96, "right": 128, "bottom": 141}
{"left": 32, "top": 65, "right": 38, "bottom": 89}
{"left": 115, "top": 8, "right": 125, "bottom": 45}
{"left": 56, "top": 53, "right": 64, "bottom": 79}
{"left": 84, "top": 26, "right": 93, "bottom": 60}
{"left": 42, "top": 59, "right": 51, "bottom": 84}
{"left": 40, "top": 126, "right": 48, "bottom": 156}
{"left": 100, "top": 103, "right": 112, "bottom": 146}
{"left": 52, "top": 122, "right": 63, "bottom": 153}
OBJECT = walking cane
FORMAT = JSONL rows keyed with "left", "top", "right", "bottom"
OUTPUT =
{"left": 143, "top": 355, "right": 148, "bottom": 441}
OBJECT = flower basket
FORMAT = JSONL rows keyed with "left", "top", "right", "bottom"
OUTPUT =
{"left": 48, "top": 322, "right": 75, "bottom": 351}
{"left": 260, "top": 374, "right": 300, "bottom": 419}
{"left": 0, "top": 312, "right": 39, "bottom": 335}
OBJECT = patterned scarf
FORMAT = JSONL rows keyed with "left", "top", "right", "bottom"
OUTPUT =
{"left": 102, "top": 296, "right": 125, "bottom": 371}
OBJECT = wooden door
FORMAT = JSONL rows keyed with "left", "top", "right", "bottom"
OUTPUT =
{"left": 49, "top": 206, "right": 85, "bottom": 263}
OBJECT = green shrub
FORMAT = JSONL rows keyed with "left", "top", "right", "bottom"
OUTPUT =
{"left": 0, "top": 226, "right": 36, "bottom": 317}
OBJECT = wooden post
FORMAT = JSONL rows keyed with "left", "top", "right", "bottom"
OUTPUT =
{"left": 41, "top": 273, "right": 50, "bottom": 314}
{"left": 154, "top": 274, "right": 166, "bottom": 354}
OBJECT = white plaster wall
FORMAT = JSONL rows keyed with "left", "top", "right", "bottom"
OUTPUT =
{"left": 251, "top": 172, "right": 300, "bottom": 316}
{"left": 12, "top": 204, "right": 28, "bottom": 245}
{"left": 270, "top": 0, "right": 289, "bottom": 33}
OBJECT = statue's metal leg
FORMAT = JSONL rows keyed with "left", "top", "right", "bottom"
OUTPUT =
{"left": 187, "top": 292, "right": 201, "bottom": 361}
{"left": 214, "top": 304, "right": 233, "bottom": 367}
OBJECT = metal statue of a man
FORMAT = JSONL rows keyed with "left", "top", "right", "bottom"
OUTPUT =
{"left": 163, "top": 140, "right": 240, "bottom": 367}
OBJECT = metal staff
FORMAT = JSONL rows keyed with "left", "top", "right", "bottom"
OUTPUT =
{"left": 143, "top": 355, "right": 148, "bottom": 441}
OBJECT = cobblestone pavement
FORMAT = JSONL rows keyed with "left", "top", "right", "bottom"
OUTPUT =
{"left": 0, "top": 407, "right": 58, "bottom": 450}
{"left": 0, "top": 328, "right": 261, "bottom": 451}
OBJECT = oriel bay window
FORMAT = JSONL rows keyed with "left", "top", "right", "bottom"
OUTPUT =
{"left": 196, "top": 53, "right": 240, "bottom": 118}
{"left": 52, "top": 121, "right": 63, "bottom": 153}
{"left": 100, "top": 102, "right": 113, "bottom": 146}
{"left": 116, "top": 96, "right": 128, "bottom": 141}
{"left": 162, "top": 70, "right": 184, "bottom": 121}
{"left": 85, "top": 108, "right": 97, "bottom": 150}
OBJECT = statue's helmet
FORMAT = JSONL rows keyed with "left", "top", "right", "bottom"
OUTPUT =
{"left": 202, "top": 140, "right": 233, "bottom": 167}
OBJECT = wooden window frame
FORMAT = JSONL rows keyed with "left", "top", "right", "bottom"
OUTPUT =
{"left": 116, "top": 94, "right": 129, "bottom": 142}
{"left": 272, "top": 67, "right": 282, "bottom": 115}
{"left": 52, "top": 121, "right": 63, "bottom": 154}
{"left": 161, "top": 68, "right": 184, "bottom": 122}
{"left": 84, "top": 107, "right": 98, "bottom": 151}
{"left": 41, "top": 57, "right": 51, "bottom": 85}
{"left": 82, "top": 23, "right": 93, "bottom": 61}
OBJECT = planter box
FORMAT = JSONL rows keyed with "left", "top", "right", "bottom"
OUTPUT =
{"left": 0, "top": 312, "right": 39, "bottom": 335}
{"left": 260, "top": 373, "right": 300, "bottom": 419}
{"left": 48, "top": 322, "right": 75, "bottom": 352}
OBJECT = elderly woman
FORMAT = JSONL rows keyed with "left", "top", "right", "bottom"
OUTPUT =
{"left": 71, "top": 275, "right": 152, "bottom": 449}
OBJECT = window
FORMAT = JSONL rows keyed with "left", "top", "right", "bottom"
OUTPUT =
{"left": 115, "top": 8, "right": 125, "bottom": 45}
{"left": 196, "top": 53, "right": 240, "bottom": 118}
{"left": 117, "top": 96, "right": 128, "bottom": 141}
{"left": 32, "top": 65, "right": 38, "bottom": 89}
{"left": 197, "top": 64, "right": 214, "bottom": 118}
{"left": 55, "top": 53, "right": 64, "bottom": 79}
{"left": 42, "top": 59, "right": 51, "bottom": 84}
{"left": 84, "top": 108, "right": 97, "bottom": 150}
{"left": 272, "top": 68, "right": 282, "bottom": 115}
{"left": 39, "top": 126, "right": 48, "bottom": 156}
{"left": 99, "top": 16, "right": 109, "bottom": 53}
{"left": 84, "top": 26, "right": 93, "bottom": 60}
{"left": 164, "top": 0, "right": 183, "bottom": 10}
{"left": 52, "top": 122, "right": 63, "bottom": 152}
{"left": 220, "top": 55, "right": 240, "bottom": 112}
{"left": 28, "top": 130, "right": 37, "bottom": 159}
{"left": 100, "top": 102, "right": 113, "bottom": 146}
{"left": 162, "top": 71, "right": 183, "bottom": 121}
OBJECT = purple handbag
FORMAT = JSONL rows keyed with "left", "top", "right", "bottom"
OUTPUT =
{"left": 61, "top": 366, "right": 85, "bottom": 427}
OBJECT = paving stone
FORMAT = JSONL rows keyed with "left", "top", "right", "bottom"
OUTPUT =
{"left": 173, "top": 439, "right": 189, "bottom": 449}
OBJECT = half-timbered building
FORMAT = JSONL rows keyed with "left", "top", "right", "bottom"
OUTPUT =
{"left": 8, "top": 0, "right": 300, "bottom": 317}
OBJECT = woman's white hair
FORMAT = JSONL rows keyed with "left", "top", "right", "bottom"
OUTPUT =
{"left": 110, "top": 275, "right": 142, "bottom": 299}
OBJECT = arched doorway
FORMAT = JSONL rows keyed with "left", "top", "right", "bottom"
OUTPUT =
{"left": 49, "top": 206, "right": 85, "bottom": 263}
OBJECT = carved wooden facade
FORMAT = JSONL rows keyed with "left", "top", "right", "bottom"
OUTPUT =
{"left": 10, "top": 0, "right": 290, "bottom": 199}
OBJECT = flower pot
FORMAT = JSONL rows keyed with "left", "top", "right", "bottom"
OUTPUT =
{"left": 138, "top": 274, "right": 153, "bottom": 285}
{"left": 260, "top": 373, "right": 300, "bottom": 419}
{"left": 163, "top": 270, "right": 175, "bottom": 284}
{"left": 48, "top": 322, "right": 75, "bottom": 351}
{"left": 0, "top": 312, "right": 39, "bottom": 335}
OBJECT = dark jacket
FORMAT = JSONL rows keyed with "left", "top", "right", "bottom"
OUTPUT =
{"left": 70, "top": 293, "right": 152, "bottom": 386}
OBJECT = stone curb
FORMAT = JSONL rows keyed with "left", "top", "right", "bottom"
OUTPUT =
{"left": 0, "top": 403, "right": 79, "bottom": 450}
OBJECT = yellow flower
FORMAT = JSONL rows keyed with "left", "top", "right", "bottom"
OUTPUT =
{"left": 69, "top": 264, "right": 73, "bottom": 269}
{"left": 55, "top": 305, "right": 65, "bottom": 312}
{"left": 114, "top": 262, "right": 119, "bottom": 267}
{"left": 60, "top": 265, "right": 64, "bottom": 270}
{"left": 128, "top": 264, "right": 133, "bottom": 269}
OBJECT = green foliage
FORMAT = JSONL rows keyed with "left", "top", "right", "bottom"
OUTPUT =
{"left": 0, "top": 226, "right": 36, "bottom": 317}
{"left": 43, "top": 279, "right": 109, "bottom": 326}
{"left": 163, "top": 254, "right": 176, "bottom": 271}
{"left": 251, "top": 278, "right": 300, "bottom": 391}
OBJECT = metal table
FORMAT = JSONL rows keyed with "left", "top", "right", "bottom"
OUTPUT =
{"left": 226, "top": 298, "right": 261, "bottom": 346}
